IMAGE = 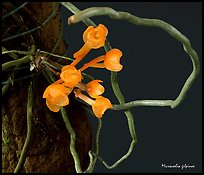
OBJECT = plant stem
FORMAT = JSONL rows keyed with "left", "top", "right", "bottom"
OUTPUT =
{"left": 2, "top": 65, "right": 19, "bottom": 97}
{"left": 112, "top": 100, "right": 174, "bottom": 110}
{"left": 2, "top": 45, "right": 36, "bottom": 71}
{"left": 14, "top": 81, "right": 33, "bottom": 173}
{"left": 82, "top": 106, "right": 102, "bottom": 173}
{"left": 2, "top": 50, "right": 30, "bottom": 55}
{"left": 1, "top": 47, "right": 29, "bottom": 59}
{"left": 2, "top": 55, "right": 33, "bottom": 71}
{"left": 60, "top": 107, "right": 82, "bottom": 173}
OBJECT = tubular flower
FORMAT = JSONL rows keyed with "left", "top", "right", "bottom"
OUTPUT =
{"left": 104, "top": 48, "right": 123, "bottom": 72}
{"left": 60, "top": 65, "right": 82, "bottom": 88}
{"left": 71, "top": 24, "right": 108, "bottom": 66}
{"left": 74, "top": 90, "right": 112, "bottom": 118}
{"left": 79, "top": 48, "right": 123, "bottom": 72}
{"left": 86, "top": 80, "right": 105, "bottom": 98}
{"left": 92, "top": 96, "right": 112, "bottom": 118}
{"left": 43, "top": 84, "right": 71, "bottom": 112}
{"left": 83, "top": 24, "right": 108, "bottom": 49}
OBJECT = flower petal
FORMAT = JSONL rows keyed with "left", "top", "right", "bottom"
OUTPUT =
{"left": 92, "top": 96, "right": 112, "bottom": 118}
{"left": 83, "top": 26, "right": 94, "bottom": 43}
{"left": 61, "top": 70, "right": 82, "bottom": 88}
{"left": 46, "top": 99, "right": 61, "bottom": 112}
{"left": 104, "top": 48, "right": 123, "bottom": 72}
{"left": 60, "top": 66, "right": 82, "bottom": 88}
{"left": 83, "top": 24, "right": 108, "bottom": 49}
{"left": 86, "top": 80, "right": 105, "bottom": 98}
{"left": 61, "top": 65, "right": 77, "bottom": 73}
{"left": 43, "top": 84, "right": 53, "bottom": 98}
{"left": 43, "top": 84, "right": 70, "bottom": 106}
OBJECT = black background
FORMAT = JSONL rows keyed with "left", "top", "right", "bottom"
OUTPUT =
{"left": 60, "top": 2, "right": 202, "bottom": 173}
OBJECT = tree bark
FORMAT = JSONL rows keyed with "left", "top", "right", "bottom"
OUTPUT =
{"left": 2, "top": 2, "right": 92, "bottom": 173}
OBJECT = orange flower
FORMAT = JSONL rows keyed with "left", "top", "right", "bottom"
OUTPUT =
{"left": 104, "top": 49, "right": 123, "bottom": 72}
{"left": 74, "top": 90, "right": 112, "bottom": 118}
{"left": 60, "top": 65, "right": 82, "bottom": 88}
{"left": 79, "top": 48, "right": 123, "bottom": 72}
{"left": 46, "top": 99, "right": 61, "bottom": 112}
{"left": 86, "top": 80, "right": 105, "bottom": 98}
{"left": 92, "top": 96, "right": 112, "bottom": 118}
{"left": 71, "top": 24, "right": 108, "bottom": 66}
{"left": 83, "top": 24, "right": 108, "bottom": 49}
{"left": 43, "top": 84, "right": 71, "bottom": 112}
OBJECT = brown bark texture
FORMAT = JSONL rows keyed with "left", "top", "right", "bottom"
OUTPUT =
{"left": 2, "top": 2, "right": 92, "bottom": 173}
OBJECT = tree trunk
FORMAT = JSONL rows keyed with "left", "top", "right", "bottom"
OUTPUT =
{"left": 2, "top": 2, "right": 92, "bottom": 173}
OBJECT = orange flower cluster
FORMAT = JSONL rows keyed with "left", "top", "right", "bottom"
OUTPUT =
{"left": 43, "top": 24, "right": 124, "bottom": 118}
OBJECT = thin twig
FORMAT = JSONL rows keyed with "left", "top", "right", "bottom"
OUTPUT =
{"left": 14, "top": 81, "right": 33, "bottom": 173}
